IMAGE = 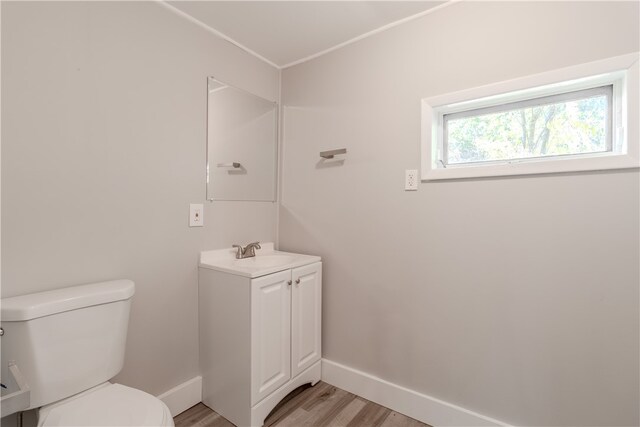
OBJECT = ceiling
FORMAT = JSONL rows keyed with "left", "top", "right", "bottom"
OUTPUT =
{"left": 167, "top": 1, "right": 446, "bottom": 68}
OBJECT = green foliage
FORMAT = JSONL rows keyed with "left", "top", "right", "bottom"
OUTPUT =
{"left": 447, "top": 95, "right": 608, "bottom": 164}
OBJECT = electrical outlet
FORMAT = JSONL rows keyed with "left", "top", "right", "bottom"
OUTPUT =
{"left": 189, "top": 203, "right": 204, "bottom": 227}
{"left": 405, "top": 170, "right": 418, "bottom": 191}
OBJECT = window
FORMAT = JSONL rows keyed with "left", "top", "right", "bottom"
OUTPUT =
{"left": 421, "top": 53, "right": 639, "bottom": 180}
{"left": 445, "top": 85, "right": 612, "bottom": 165}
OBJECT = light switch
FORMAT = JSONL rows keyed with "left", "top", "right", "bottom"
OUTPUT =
{"left": 189, "top": 203, "right": 204, "bottom": 227}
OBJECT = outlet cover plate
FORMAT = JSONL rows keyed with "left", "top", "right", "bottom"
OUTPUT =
{"left": 405, "top": 169, "right": 418, "bottom": 191}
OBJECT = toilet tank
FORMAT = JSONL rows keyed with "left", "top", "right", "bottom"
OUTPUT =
{"left": 0, "top": 280, "right": 135, "bottom": 409}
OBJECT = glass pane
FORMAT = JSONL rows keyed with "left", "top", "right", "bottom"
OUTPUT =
{"left": 445, "top": 92, "right": 610, "bottom": 165}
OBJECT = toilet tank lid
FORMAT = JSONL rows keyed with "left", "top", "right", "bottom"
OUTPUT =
{"left": 1, "top": 280, "right": 135, "bottom": 321}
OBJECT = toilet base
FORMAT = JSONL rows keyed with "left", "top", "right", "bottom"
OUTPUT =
{"left": 37, "top": 382, "right": 174, "bottom": 427}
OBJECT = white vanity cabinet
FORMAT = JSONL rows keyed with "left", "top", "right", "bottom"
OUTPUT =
{"left": 199, "top": 245, "right": 321, "bottom": 427}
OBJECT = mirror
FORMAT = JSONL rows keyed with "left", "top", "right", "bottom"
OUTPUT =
{"left": 207, "top": 77, "right": 278, "bottom": 201}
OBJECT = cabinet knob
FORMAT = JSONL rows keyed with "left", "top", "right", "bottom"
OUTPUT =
{"left": 287, "top": 280, "right": 292, "bottom": 286}
{"left": 295, "top": 279, "right": 301, "bottom": 284}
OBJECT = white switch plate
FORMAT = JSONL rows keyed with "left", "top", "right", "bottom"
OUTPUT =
{"left": 405, "top": 170, "right": 418, "bottom": 191}
{"left": 189, "top": 203, "right": 204, "bottom": 227}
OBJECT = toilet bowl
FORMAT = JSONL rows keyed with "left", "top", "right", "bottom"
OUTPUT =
{"left": 37, "top": 383, "right": 174, "bottom": 427}
{"left": 1, "top": 280, "right": 174, "bottom": 427}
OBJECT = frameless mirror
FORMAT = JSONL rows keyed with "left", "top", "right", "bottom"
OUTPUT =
{"left": 207, "top": 77, "right": 278, "bottom": 201}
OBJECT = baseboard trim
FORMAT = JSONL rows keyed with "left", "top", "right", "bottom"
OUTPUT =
{"left": 157, "top": 376, "right": 202, "bottom": 417}
{"left": 321, "top": 359, "right": 512, "bottom": 427}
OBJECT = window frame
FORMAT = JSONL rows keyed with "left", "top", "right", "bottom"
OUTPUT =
{"left": 421, "top": 53, "right": 639, "bottom": 181}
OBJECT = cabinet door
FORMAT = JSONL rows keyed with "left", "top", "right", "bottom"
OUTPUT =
{"left": 251, "top": 270, "right": 291, "bottom": 405}
{"left": 291, "top": 262, "right": 322, "bottom": 378}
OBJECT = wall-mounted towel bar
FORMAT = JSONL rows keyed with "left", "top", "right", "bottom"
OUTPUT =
{"left": 320, "top": 148, "right": 347, "bottom": 159}
{"left": 217, "top": 162, "right": 241, "bottom": 168}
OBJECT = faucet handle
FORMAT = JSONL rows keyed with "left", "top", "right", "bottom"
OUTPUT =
{"left": 243, "top": 242, "right": 261, "bottom": 257}
{"left": 232, "top": 244, "right": 243, "bottom": 259}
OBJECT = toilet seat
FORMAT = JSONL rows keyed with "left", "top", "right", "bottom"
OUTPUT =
{"left": 38, "top": 382, "right": 174, "bottom": 427}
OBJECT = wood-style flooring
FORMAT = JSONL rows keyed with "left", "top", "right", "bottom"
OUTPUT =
{"left": 174, "top": 382, "right": 429, "bottom": 427}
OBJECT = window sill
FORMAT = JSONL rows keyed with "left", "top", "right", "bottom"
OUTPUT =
{"left": 422, "top": 152, "right": 639, "bottom": 181}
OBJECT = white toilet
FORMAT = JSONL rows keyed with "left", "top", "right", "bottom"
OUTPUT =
{"left": 0, "top": 280, "right": 174, "bottom": 426}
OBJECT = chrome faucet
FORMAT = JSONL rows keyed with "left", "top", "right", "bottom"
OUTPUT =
{"left": 232, "top": 242, "right": 261, "bottom": 259}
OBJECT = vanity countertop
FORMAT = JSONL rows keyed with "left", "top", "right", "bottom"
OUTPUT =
{"left": 199, "top": 243, "right": 321, "bottom": 278}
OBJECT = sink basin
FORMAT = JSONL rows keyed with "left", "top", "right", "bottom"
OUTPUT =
{"left": 199, "top": 243, "right": 321, "bottom": 278}
{"left": 234, "top": 255, "right": 295, "bottom": 268}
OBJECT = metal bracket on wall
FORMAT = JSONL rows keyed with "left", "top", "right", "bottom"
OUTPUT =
{"left": 217, "top": 162, "right": 242, "bottom": 168}
{"left": 319, "top": 148, "right": 347, "bottom": 159}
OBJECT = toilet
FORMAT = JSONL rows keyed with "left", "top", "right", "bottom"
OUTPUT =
{"left": 0, "top": 280, "right": 174, "bottom": 426}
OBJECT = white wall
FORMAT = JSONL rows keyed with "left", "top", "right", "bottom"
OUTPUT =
{"left": 280, "top": 2, "right": 639, "bottom": 426}
{"left": 1, "top": 0, "right": 278, "bottom": 402}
